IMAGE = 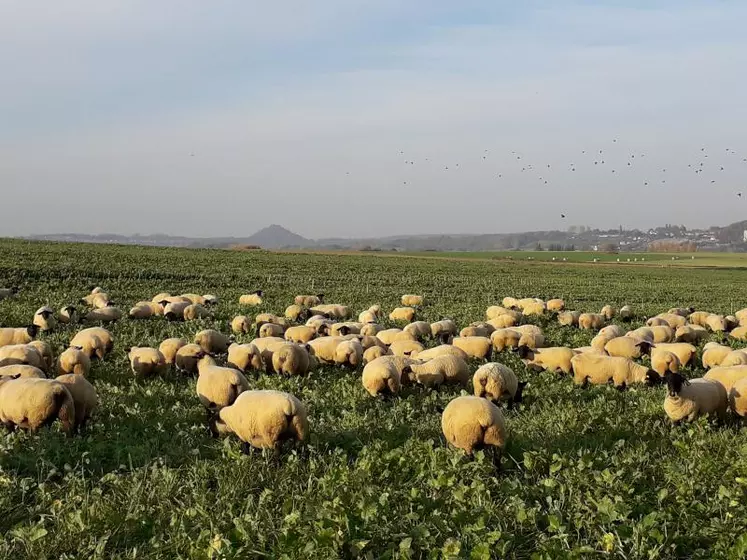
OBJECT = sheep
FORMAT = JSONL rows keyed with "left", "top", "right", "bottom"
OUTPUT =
{"left": 402, "top": 355, "right": 470, "bottom": 387}
{"left": 209, "top": 390, "right": 308, "bottom": 451}
{"left": 452, "top": 336, "right": 492, "bottom": 360}
{"left": 358, "top": 305, "right": 382, "bottom": 324}
{"left": 272, "top": 343, "right": 312, "bottom": 375}
{"left": 226, "top": 343, "right": 263, "bottom": 373}
{"left": 158, "top": 338, "right": 187, "bottom": 365}
{"left": 376, "top": 328, "right": 405, "bottom": 346}
{"left": 487, "top": 314, "right": 519, "bottom": 329}
{"left": 600, "top": 305, "right": 616, "bottom": 320}
{"left": 706, "top": 314, "right": 728, "bottom": 333}
{"left": 310, "top": 304, "right": 351, "bottom": 319}
{"left": 55, "top": 373, "right": 97, "bottom": 432}
{"left": 546, "top": 298, "right": 565, "bottom": 312}
{"left": 558, "top": 310, "right": 582, "bottom": 327}
{"left": 248, "top": 337, "right": 286, "bottom": 370}
{"left": 604, "top": 336, "right": 652, "bottom": 360}
{"left": 730, "top": 326, "right": 747, "bottom": 341}
{"left": 460, "top": 325, "right": 491, "bottom": 338}
{"left": 416, "top": 344, "right": 469, "bottom": 361}
{"left": 729, "top": 378, "right": 747, "bottom": 418}
{"left": 519, "top": 346, "right": 574, "bottom": 375}
{"left": 704, "top": 365, "right": 747, "bottom": 394}
{"left": 591, "top": 325, "right": 626, "bottom": 352}
{"left": 726, "top": 315, "right": 739, "bottom": 331}
{"left": 0, "top": 364, "right": 45, "bottom": 379}
{"left": 175, "top": 344, "right": 207, "bottom": 374}
{"left": 254, "top": 313, "right": 289, "bottom": 328}
{"left": 32, "top": 307, "right": 57, "bottom": 332}
{"left": 183, "top": 303, "right": 211, "bottom": 321}
{"left": 573, "top": 346, "right": 607, "bottom": 355}
{"left": 284, "top": 304, "right": 309, "bottom": 323}
{"left": 517, "top": 297, "right": 543, "bottom": 310}
{"left": 490, "top": 329, "right": 521, "bottom": 352}
{"left": 57, "top": 346, "right": 91, "bottom": 376}
{"left": 571, "top": 352, "right": 659, "bottom": 388}
{"left": 284, "top": 325, "right": 317, "bottom": 344}
{"left": 307, "top": 336, "right": 345, "bottom": 364}
{"left": 389, "top": 339, "right": 424, "bottom": 358}
{"left": 0, "top": 377, "right": 75, "bottom": 435}
{"left": 151, "top": 292, "right": 172, "bottom": 303}
{"left": 334, "top": 339, "right": 363, "bottom": 368}
{"left": 128, "top": 301, "right": 162, "bottom": 319}
{"left": 329, "top": 322, "right": 362, "bottom": 337}
{"left": 522, "top": 301, "right": 546, "bottom": 316}
{"left": 231, "top": 315, "right": 253, "bottom": 335}
{"left": 473, "top": 362, "right": 526, "bottom": 406}
{"left": 653, "top": 313, "right": 687, "bottom": 329}
{"left": 81, "top": 292, "right": 112, "bottom": 309}
{"left": 306, "top": 315, "right": 334, "bottom": 334}
{"left": 502, "top": 296, "right": 520, "bottom": 309}
{"left": 362, "top": 356, "right": 404, "bottom": 396}
{"left": 0, "top": 326, "right": 37, "bottom": 347}
{"left": 403, "top": 321, "right": 431, "bottom": 340}
{"left": 646, "top": 317, "right": 670, "bottom": 328}
{"left": 441, "top": 396, "right": 507, "bottom": 461}
{"left": 363, "top": 345, "right": 390, "bottom": 364}
{"left": 626, "top": 327, "right": 655, "bottom": 343}
{"left": 259, "top": 323, "right": 286, "bottom": 338}
{"left": 702, "top": 342, "right": 733, "bottom": 369}
{"left": 720, "top": 350, "right": 747, "bottom": 367}
{"left": 579, "top": 313, "right": 605, "bottom": 330}
{"left": 70, "top": 327, "right": 113, "bottom": 360}
{"left": 0, "top": 287, "right": 19, "bottom": 300}
{"left": 180, "top": 293, "right": 207, "bottom": 305}
{"left": 295, "top": 294, "right": 324, "bottom": 308}
{"left": 58, "top": 305, "right": 78, "bottom": 325}
{"left": 239, "top": 290, "right": 264, "bottom": 306}
{"left": 663, "top": 372, "right": 727, "bottom": 423}
{"left": 196, "top": 356, "right": 250, "bottom": 414}
{"left": 651, "top": 349, "right": 681, "bottom": 376}
{"left": 430, "top": 319, "right": 458, "bottom": 338}
{"left": 675, "top": 325, "right": 709, "bottom": 344}
{"left": 389, "top": 307, "right": 416, "bottom": 323}
{"left": 0, "top": 344, "right": 46, "bottom": 370}
{"left": 652, "top": 343, "right": 697, "bottom": 368}
{"left": 649, "top": 325, "right": 675, "bottom": 344}
{"left": 486, "top": 306, "right": 513, "bottom": 320}
{"left": 85, "top": 304, "right": 123, "bottom": 324}
{"left": 618, "top": 305, "right": 633, "bottom": 321}
{"left": 668, "top": 307, "right": 695, "bottom": 317}
{"left": 28, "top": 340, "right": 53, "bottom": 372}
{"left": 401, "top": 294, "right": 425, "bottom": 307}
{"left": 688, "top": 311, "right": 712, "bottom": 327}
{"left": 203, "top": 294, "right": 219, "bottom": 306}
{"left": 163, "top": 301, "right": 191, "bottom": 321}
{"left": 127, "top": 347, "right": 167, "bottom": 377}
{"left": 194, "top": 329, "right": 231, "bottom": 354}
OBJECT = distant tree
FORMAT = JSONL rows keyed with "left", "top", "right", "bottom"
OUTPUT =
{"left": 535, "top": 243, "right": 543, "bottom": 251}
{"left": 601, "top": 243, "right": 619, "bottom": 253}
{"left": 564, "top": 244, "right": 575, "bottom": 251}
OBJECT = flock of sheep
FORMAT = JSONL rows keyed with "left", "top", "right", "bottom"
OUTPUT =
{"left": 1, "top": 286, "right": 747, "bottom": 465}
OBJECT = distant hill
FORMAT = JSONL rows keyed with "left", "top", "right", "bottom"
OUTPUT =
{"left": 243, "top": 224, "right": 313, "bottom": 249}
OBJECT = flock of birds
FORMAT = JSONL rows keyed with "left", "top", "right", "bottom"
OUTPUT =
{"left": 1, "top": 286, "right": 747, "bottom": 464}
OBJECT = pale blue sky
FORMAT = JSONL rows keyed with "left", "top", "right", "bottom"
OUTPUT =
{"left": 2, "top": 1, "right": 747, "bottom": 238}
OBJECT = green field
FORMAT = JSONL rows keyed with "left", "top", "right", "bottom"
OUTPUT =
{"left": 1, "top": 238, "right": 747, "bottom": 559}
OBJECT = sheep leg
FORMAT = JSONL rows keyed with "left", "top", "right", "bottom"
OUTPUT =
{"left": 490, "top": 447, "right": 503, "bottom": 472}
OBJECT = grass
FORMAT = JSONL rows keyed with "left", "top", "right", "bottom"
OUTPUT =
{"left": 0, "top": 238, "right": 746, "bottom": 559}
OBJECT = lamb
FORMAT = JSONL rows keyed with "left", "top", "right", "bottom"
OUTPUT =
{"left": 226, "top": 343, "right": 264, "bottom": 373}
{"left": 70, "top": 327, "right": 113, "bottom": 359}
{"left": 239, "top": 290, "right": 264, "bottom": 306}
{"left": 127, "top": 347, "right": 167, "bottom": 377}
{"left": 194, "top": 329, "right": 231, "bottom": 354}
{"left": 357, "top": 305, "right": 382, "bottom": 324}
{"left": 163, "top": 301, "right": 191, "bottom": 321}
{"left": 295, "top": 294, "right": 324, "bottom": 307}
{"left": 196, "top": 356, "right": 250, "bottom": 413}
{"left": 579, "top": 313, "right": 605, "bottom": 330}
{"left": 663, "top": 372, "right": 727, "bottom": 423}
{"left": 651, "top": 343, "right": 697, "bottom": 368}
{"left": 175, "top": 344, "right": 207, "bottom": 374}
{"left": 284, "top": 325, "right": 317, "bottom": 344}
{"left": 284, "top": 305, "right": 309, "bottom": 323}
{"left": 451, "top": 336, "right": 493, "bottom": 360}
{"left": 84, "top": 304, "right": 123, "bottom": 324}
{"left": 401, "top": 294, "right": 425, "bottom": 307}
{"left": 389, "top": 339, "right": 424, "bottom": 357}
{"left": 571, "top": 352, "right": 659, "bottom": 388}
{"left": 363, "top": 345, "right": 390, "bottom": 364}
{"left": 490, "top": 329, "right": 521, "bottom": 352}
{"left": 231, "top": 315, "right": 253, "bottom": 335}
{"left": 604, "top": 336, "right": 652, "bottom": 360}
{"left": 306, "top": 315, "right": 334, "bottom": 334}
{"left": 55, "top": 374, "right": 98, "bottom": 432}
{"left": 210, "top": 390, "right": 309, "bottom": 451}
{"left": 719, "top": 350, "right": 747, "bottom": 367}
{"left": 0, "top": 377, "right": 75, "bottom": 435}
{"left": 33, "top": 307, "right": 57, "bottom": 332}
{"left": 158, "top": 338, "right": 188, "bottom": 365}
{"left": 546, "top": 298, "right": 565, "bottom": 312}
{"left": 649, "top": 325, "right": 675, "bottom": 343}
{"left": 28, "top": 340, "right": 53, "bottom": 372}
{"left": 415, "top": 344, "right": 469, "bottom": 361}
{"left": 729, "top": 378, "right": 747, "bottom": 418}
{"left": 473, "top": 362, "right": 526, "bottom": 406}
{"left": 183, "top": 303, "right": 211, "bottom": 321}
{"left": 403, "top": 321, "right": 431, "bottom": 340}
{"left": 0, "top": 287, "right": 19, "bottom": 300}
{"left": 58, "top": 305, "right": 78, "bottom": 325}
{"left": 618, "top": 305, "right": 633, "bottom": 321}
{"left": 704, "top": 365, "right": 747, "bottom": 393}
{"left": 441, "top": 396, "right": 507, "bottom": 460}
{"left": 259, "top": 323, "right": 286, "bottom": 338}
{"left": 519, "top": 346, "right": 574, "bottom": 375}
{"left": 430, "top": 319, "right": 458, "bottom": 338}
{"left": 675, "top": 325, "right": 709, "bottom": 344}
{"left": 558, "top": 310, "right": 582, "bottom": 327}
{"left": 0, "top": 344, "right": 46, "bottom": 370}
{"left": 389, "top": 307, "right": 416, "bottom": 323}
{"left": 726, "top": 315, "right": 739, "bottom": 331}
{"left": 600, "top": 305, "right": 616, "bottom": 320}
{"left": 702, "top": 342, "right": 733, "bottom": 369}
{"left": 651, "top": 349, "right": 681, "bottom": 376}
{"left": 272, "top": 343, "right": 313, "bottom": 375}
{"left": 0, "top": 326, "right": 37, "bottom": 347}
{"left": 402, "top": 355, "right": 470, "bottom": 387}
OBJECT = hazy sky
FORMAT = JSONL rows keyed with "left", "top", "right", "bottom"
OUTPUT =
{"left": 2, "top": 1, "right": 747, "bottom": 239}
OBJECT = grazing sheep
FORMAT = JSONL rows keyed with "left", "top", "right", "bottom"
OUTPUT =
{"left": 128, "top": 301, "right": 162, "bottom": 319}
{"left": 416, "top": 344, "right": 469, "bottom": 361}
{"left": 675, "top": 325, "right": 709, "bottom": 344}
{"left": 604, "top": 336, "right": 652, "bottom": 360}
{"left": 730, "top": 326, "right": 747, "bottom": 341}
{"left": 359, "top": 323, "right": 382, "bottom": 337}
{"left": 626, "top": 327, "right": 655, "bottom": 343}
{"left": 358, "top": 305, "right": 382, "bottom": 324}
{"left": 473, "top": 362, "right": 526, "bottom": 406}
{"left": 0, "top": 326, "right": 37, "bottom": 347}
{"left": 663, "top": 372, "right": 727, "bottom": 423}
{"left": 306, "top": 336, "right": 345, "bottom": 364}
{"left": 389, "top": 339, "right": 424, "bottom": 358}
{"left": 704, "top": 365, "right": 747, "bottom": 393}
{"left": 362, "top": 355, "right": 407, "bottom": 396}
{"left": 306, "top": 315, "right": 333, "bottom": 334}
{"left": 33, "top": 307, "right": 57, "bottom": 332}
{"left": 0, "top": 344, "right": 46, "bottom": 370}
{"left": 546, "top": 298, "right": 565, "bottom": 312}
{"left": 151, "top": 292, "right": 172, "bottom": 303}
{"left": 284, "top": 304, "right": 309, "bottom": 323}
{"left": 310, "top": 304, "right": 351, "bottom": 320}
{"left": 295, "top": 294, "right": 324, "bottom": 308}
{"left": 248, "top": 337, "right": 286, "bottom": 370}
{"left": 127, "top": 347, "right": 167, "bottom": 377}
{"left": 519, "top": 346, "right": 574, "bottom": 375}
{"left": 571, "top": 353, "right": 659, "bottom": 388}
{"left": 726, "top": 316, "right": 739, "bottom": 331}
{"left": 490, "top": 329, "right": 521, "bottom": 352}
{"left": 203, "top": 294, "right": 219, "bottom": 306}
{"left": 401, "top": 294, "right": 425, "bottom": 307}
{"left": 259, "top": 323, "right": 286, "bottom": 338}
{"left": 579, "top": 313, "right": 605, "bottom": 330}
{"left": 720, "top": 350, "right": 747, "bottom": 367}
{"left": 58, "top": 305, "right": 78, "bottom": 325}
{"left": 272, "top": 343, "right": 313, "bottom": 375}
{"left": 334, "top": 339, "right": 363, "bottom": 368}
{"left": 706, "top": 314, "right": 728, "bottom": 333}
{"left": 558, "top": 310, "right": 582, "bottom": 327}
{"left": 389, "top": 307, "right": 416, "bottom": 323}
{"left": 0, "top": 287, "right": 19, "bottom": 300}
{"left": 651, "top": 349, "right": 681, "bottom": 376}
{"left": 688, "top": 311, "right": 712, "bottom": 327}
{"left": 729, "top": 378, "right": 747, "bottom": 418}
{"left": 85, "top": 304, "right": 123, "bottom": 324}
{"left": 239, "top": 290, "right": 264, "bottom": 306}
{"left": 210, "top": 390, "right": 308, "bottom": 450}
{"left": 81, "top": 292, "right": 112, "bottom": 309}
{"left": 618, "top": 305, "right": 633, "bottom": 321}
{"left": 0, "top": 377, "right": 75, "bottom": 434}
{"left": 600, "top": 305, "right": 616, "bottom": 320}
{"left": 226, "top": 343, "right": 263, "bottom": 373}
{"left": 486, "top": 306, "right": 513, "bottom": 320}
{"left": 180, "top": 293, "right": 207, "bottom": 305}
{"left": 653, "top": 313, "right": 687, "bottom": 329}
{"left": 517, "top": 298, "right": 543, "bottom": 310}
{"left": 402, "top": 355, "right": 470, "bottom": 387}
{"left": 27, "top": 340, "right": 53, "bottom": 372}
{"left": 194, "top": 330, "right": 231, "bottom": 354}
{"left": 158, "top": 338, "right": 188, "bottom": 365}
{"left": 502, "top": 297, "right": 520, "bottom": 309}
{"left": 363, "top": 345, "right": 390, "bottom": 364}
{"left": 487, "top": 314, "right": 519, "bottom": 329}
{"left": 254, "top": 313, "right": 289, "bottom": 328}
{"left": 702, "top": 342, "right": 733, "bottom": 369}
{"left": 70, "top": 327, "right": 113, "bottom": 360}
{"left": 441, "top": 396, "right": 507, "bottom": 460}
{"left": 56, "top": 374, "right": 98, "bottom": 432}
{"left": 375, "top": 328, "right": 404, "bottom": 346}
{"left": 0, "top": 365, "right": 45, "bottom": 379}
{"left": 573, "top": 346, "right": 607, "bottom": 355}
{"left": 175, "top": 344, "right": 207, "bottom": 374}
{"left": 329, "top": 322, "right": 362, "bottom": 337}
{"left": 649, "top": 325, "right": 675, "bottom": 343}
{"left": 652, "top": 343, "right": 697, "bottom": 368}
{"left": 196, "top": 356, "right": 250, "bottom": 413}
{"left": 231, "top": 315, "right": 253, "bottom": 335}
{"left": 452, "top": 336, "right": 493, "bottom": 360}
{"left": 522, "top": 301, "right": 546, "bottom": 317}
{"left": 646, "top": 317, "right": 670, "bottom": 328}
{"left": 403, "top": 321, "right": 431, "bottom": 340}
{"left": 183, "top": 303, "right": 211, "bottom": 321}
{"left": 430, "top": 319, "right": 458, "bottom": 338}
{"left": 460, "top": 325, "right": 491, "bottom": 338}
{"left": 668, "top": 307, "right": 695, "bottom": 317}
{"left": 284, "top": 325, "right": 317, "bottom": 344}
{"left": 163, "top": 301, "right": 191, "bottom": 321}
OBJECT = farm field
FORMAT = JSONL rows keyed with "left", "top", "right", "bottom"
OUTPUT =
{"left": 1, "top": 238, "right": 747, "bottom": 559}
